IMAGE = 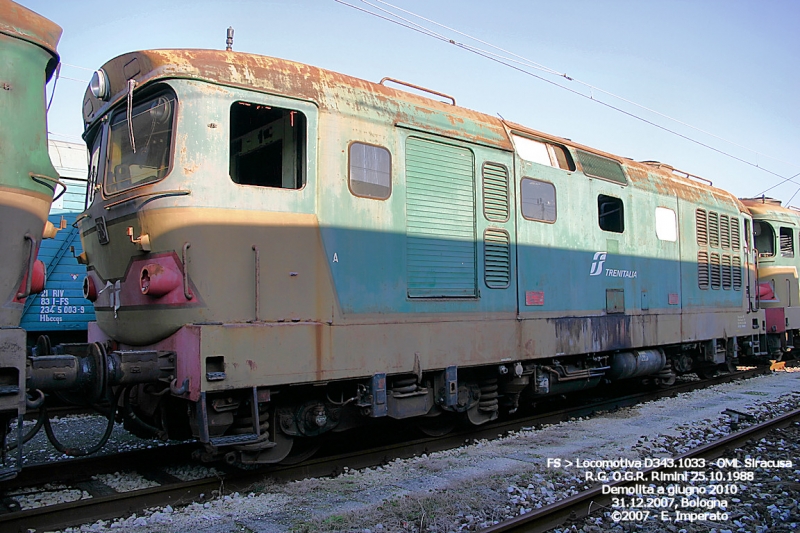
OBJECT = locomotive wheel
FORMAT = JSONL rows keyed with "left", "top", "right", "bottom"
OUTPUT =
{"left": 416, "top": 414, "right": 457, "bottom": 437}
{"left": 35, "top": 335, "right": 52, "bottom": 356}
{"left": 278, "top": 437, "right": 322, "bottom": 465}
{"left": 655, "top": 374, "right": 676, "bottom": 387}
{"left": 696, "top": 366, "right": 717, "bottom": 379}
{"left": 236, "top": 427, "right": 293, "bottom": 465}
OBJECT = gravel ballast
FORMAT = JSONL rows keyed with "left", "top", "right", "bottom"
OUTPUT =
{"left": 21, "top": 369, "right": 800, "bottom": 533}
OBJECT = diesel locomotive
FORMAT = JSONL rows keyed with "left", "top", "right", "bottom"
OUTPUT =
{"left": 0, "top": 0, "right": 62, "bottom": 478}
{"left": 11, "top": 46, "right": 795, "bottom": 467}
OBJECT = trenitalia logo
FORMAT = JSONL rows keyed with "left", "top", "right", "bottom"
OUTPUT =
{"left": 589, "top": 252, "right": 607, "bottom": 276}
{"left": 589, "top": 251, "right": 639, "bottom": 278}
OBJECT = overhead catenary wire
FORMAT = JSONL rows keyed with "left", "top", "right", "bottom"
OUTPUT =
{"left": 784, "top": 183, "right": 800, "bottom": 206}
{"left": 757, "top": 171, "right": 800, "bottom": 197}
{"left": 371, "top": 0, "right": 796, "bottom": 172}
{"left": 335, "top": 0, "right": 800, "bottom": 196}
{"left": 62, "top": 62, "right": 94, "bottom": 71}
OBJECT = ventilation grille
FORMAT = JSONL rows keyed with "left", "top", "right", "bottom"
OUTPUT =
{"left": 720, "top": 215, "right": 731, "bottom": 249}
{"left": 698, "top": 210, "right": 742, "bottom": 291}
{"left": 696, "top": 209, "right": 708, "bottom": 246}
{"left": 484, "top": 228, "right": 511, "bottom": 289}
{"left": 708, "top": 212, "right": 720, "bottom": 248}
{"left": 576, "top": 150, "right": 627, "bottom": 184}
{"left": 722, "top": 254, "right": 732, "bottom": 289}
{"left": 732, "top": 256, "right": 742, "bottom": 290}
{"left": 698, "top": 251, "right": 709, "bottom": 289}
{"left": 731, "top": 219, "right": 741, "bottom": 250}
{"left": 710, "top": 252, "right": 721, "bottom": 289}
{"left": 482, "top": 163, "right": 509, "bottom": 222}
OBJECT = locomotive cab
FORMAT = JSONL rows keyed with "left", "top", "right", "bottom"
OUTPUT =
{"left": 742, "top": 198, "right": 800, "bottom": 356}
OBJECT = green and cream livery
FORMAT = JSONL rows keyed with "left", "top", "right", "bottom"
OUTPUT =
{"left": 26, "top": 48, "right": 768, "bottom": 465}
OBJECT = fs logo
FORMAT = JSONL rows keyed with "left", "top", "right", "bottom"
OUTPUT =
{"left": 589, "top": 252, "right": 607, "bottom": 276}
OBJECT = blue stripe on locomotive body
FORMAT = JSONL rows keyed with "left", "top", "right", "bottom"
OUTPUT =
{"left": 78, "top": 51, "right": 757, "bottom": 354}
{"left": 320, "top": 228, "right": 745, "bottom": 316}
{"left": 318, "top": 128, "right": 746, "bottom": 320}
{"left": 20, "top": 212, "right": 95, "bottom": 332}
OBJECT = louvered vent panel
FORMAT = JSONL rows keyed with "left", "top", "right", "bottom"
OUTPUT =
{"left": 406, "top": 137, "right": 476, "bottom": 297}
{"left": 732, "top": 256, "right": 742, "bottom": 290}
{"left": 731, "top": 218, "right": 741, "bottom": 250}
{"left": 720, "top": 215, "right": 731, "bottom": 249}
{"left": 576, "top": 150, "right": 627, "bottom": 184}
{"left": 710, "top": 252, "right": 721, "bottom": 289}
{"left": 708, "top": 212, "right": 720, "bottom": 248}
{"left": 722, "top": 254, "right": 732, "bottom": 289}
{"left": 698, "top": 251, "right": 710, "bottom": 289}
{"left": 484, "top": 228, "right": 510, "bottom": 289}
{"left": 696, "top": 209, "right": 708, "bottom": 246}
{"left": 482, "top": 163, "right": 509, "bottom": 222}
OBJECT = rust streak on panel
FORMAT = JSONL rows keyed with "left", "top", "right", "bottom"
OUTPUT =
{"left": 82, "top": 49, "right": 513, "bottom": 150}
{"left": 0, "top": 0, "right": 62, "bottom": 56}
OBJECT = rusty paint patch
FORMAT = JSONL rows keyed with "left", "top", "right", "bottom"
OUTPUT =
{"left": 0, "top": 1, "right": 61, "bottom": 57}
{"left": 552, "top": 315, "right": 633, "bottom": 355}
{"left": 246, "top": 359, "right": 257, "bottom": 371}
{"left": 82, "top": 49, "right": 513, "bottom": 151}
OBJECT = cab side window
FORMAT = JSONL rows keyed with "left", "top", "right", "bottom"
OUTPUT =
{"left": 229, "top": 101, "right": 305, "bottom": 189}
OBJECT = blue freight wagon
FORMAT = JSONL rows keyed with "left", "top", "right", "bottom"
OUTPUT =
{"left": 20, "top": 140, "right": 94, "bottom": 343}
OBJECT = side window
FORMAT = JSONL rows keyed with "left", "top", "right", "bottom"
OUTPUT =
{"left": 577, "top": 150, "right": 627, "bottom": 185}
{"left": 780, "top": 227, "right": 794, "bottom": 257}
{"left": 229, "top": 101, "right": 305, "bottom": 189}
{"left": 349, "top": 142, "right": 391, "bottom": 199}
{"left": 520, "top": 178, "right": 556, "bottom": 223}
{"left": 754, "top": 221, "right": 775, "bottom": 257}
{"left": 744, "top": 219, "right": 752, "bottom": 251}
{"left": 598, "top": 195, "right": 624, "bottom": 233}
{"left": 655, "top": 207, "right": 677, "bottom": 241}
{"left": 512, "top": 134, "right": 574, "bottom": 171}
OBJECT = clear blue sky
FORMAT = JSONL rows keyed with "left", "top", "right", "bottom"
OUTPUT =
{"left": 24, "top": 0, "right": 800, "bottom": 203}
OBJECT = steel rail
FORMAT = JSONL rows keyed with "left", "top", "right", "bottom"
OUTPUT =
{"left": 0, "top": 367, "right": 775, "bottom": 532}
{"left": 480, "top": 407, "right": 800, "bottom": 533}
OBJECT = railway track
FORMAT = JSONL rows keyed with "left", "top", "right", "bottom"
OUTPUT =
{"left": 481, "top": 406, "right": 800, "bottom": 533}
{"left": 0, "top": 367, "right": 778, "bottom": 532}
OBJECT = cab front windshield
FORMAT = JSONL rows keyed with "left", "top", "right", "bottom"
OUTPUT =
{"left": 105, "top": 91, "right": 175, "bottom": 195}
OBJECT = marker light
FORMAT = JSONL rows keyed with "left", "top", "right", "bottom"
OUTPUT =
{"left": 89, "top": 69, "right": 109, "bottom": 100}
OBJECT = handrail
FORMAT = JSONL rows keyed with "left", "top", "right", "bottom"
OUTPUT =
{"left": 104, "top": 189, "right": 190, "bottom": 210}
{"left": 252, "top": 245, "right": 260, "bottom": 322}
{"left": 30, "top": 173, "right": 67, "bottom": 202}
{"left": 379, "top": 77, "right": 456, "bottom": 105}
{"left": 182, "top": 243, "right": 193, "bottom": 301}
{"left": 72, "top": 213, "right": 90, "bottom": 228}
{"left": 639, "top": 162, "right": 713, "bottom": 185}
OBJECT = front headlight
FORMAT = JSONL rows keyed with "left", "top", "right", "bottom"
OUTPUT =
{"left": 89, "top": 69, "right": 109, "bottom": 100}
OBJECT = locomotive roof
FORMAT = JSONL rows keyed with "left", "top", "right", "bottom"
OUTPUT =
{"left": 741, "top": 197, "right": 800, "bottom": 223}
{"left": 0, "top": 0, "right": 61, "bottom": 63}
{"left": 83, "top": 48, "right": 744, "bottom": 212}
